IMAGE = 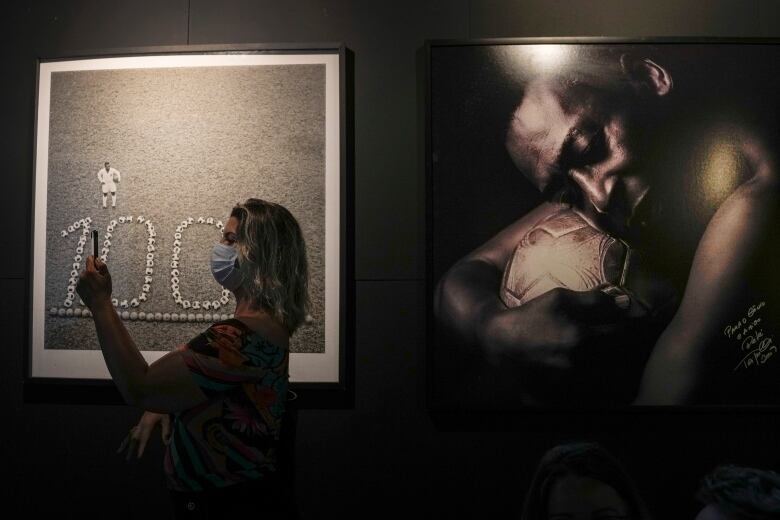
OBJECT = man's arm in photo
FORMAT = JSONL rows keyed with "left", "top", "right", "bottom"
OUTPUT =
{"left": 636, "top": 136, "right": 779, "bottom": 404}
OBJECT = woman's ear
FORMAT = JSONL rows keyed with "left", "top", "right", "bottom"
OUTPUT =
{"left": 620, "top": 53, "right": 673, "bottom": 96}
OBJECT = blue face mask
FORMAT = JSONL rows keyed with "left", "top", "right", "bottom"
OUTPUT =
{"left": 210, "top": 243, "right": 244, "bottom": 292}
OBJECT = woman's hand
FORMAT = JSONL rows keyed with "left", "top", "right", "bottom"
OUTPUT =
{"left": 76, "top": 255, "right": 113, "bottom": 311}
{"left": 117, "top": 411, "right": 172, "bottom": 461}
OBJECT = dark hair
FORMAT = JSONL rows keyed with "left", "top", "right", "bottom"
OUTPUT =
{"left": 230, "top": 198, "right": 310, "bottom": 333}
{"left": 521, "top": 442, "right": 653, "bottom": 520}
{"left": 697, "top": 465, "right": 780, "bottom": 520}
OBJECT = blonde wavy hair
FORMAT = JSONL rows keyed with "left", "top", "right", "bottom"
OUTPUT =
{"left": 231, "top": 199, "right": 310, "bottom": 333}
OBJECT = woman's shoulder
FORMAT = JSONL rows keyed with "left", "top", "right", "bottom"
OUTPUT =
{"left": 184, "top": 319, "right": 287, "bottom": 373}
{"left": 212, "top": 317, "right": 289, "bottom": 351}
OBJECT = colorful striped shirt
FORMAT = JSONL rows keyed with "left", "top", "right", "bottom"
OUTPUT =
{"left": 164, "top": 319, "right": 289, "bottom": 492}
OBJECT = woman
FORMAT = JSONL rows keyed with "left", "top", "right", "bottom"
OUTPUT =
{"left": 521, "top": 442, "right": 653, "bottom": 520}
{"left": 77, "top": 198, "right": 309, "bottom": 518}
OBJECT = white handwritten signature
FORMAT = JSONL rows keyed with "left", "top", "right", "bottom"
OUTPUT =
{"left": 725, "top": 301, "right": 776, "bottom": 372}
{"left": 734, "top": 337, "right": 777, "bottom": 371}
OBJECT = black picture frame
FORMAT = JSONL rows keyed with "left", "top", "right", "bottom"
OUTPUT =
{"left": 425, "top": 37, "right": 780, "bottom": 412}
{"left": 25, "top": 43, "right": 355, "bottom": 409}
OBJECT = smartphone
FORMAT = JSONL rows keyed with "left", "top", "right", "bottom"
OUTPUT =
{"left": 92, "top": 229, "right": 99, "bottom": 260}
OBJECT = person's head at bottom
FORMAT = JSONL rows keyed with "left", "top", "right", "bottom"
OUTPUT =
{"left": 211, "top": 198, "right": 310, "bottom": 334}
{"left": 521, "top": 442, "right": 653, "bottom": 520}
{"left": 694, "top": 465, "right": 780, "bottom": 520}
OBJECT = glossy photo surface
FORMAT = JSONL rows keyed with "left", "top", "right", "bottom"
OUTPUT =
{"left": 429, "top": 41, "right": 780, "bottom": 408}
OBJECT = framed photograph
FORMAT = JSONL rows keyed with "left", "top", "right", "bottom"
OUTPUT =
{"left": 427, "top": 38, "right": 780, "bottom": 409}
{"left": 27, "top": 44, "right": 353, "bottom": 407}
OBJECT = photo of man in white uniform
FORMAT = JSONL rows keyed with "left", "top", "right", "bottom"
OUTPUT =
{"left": 97, "top": 161, "right": 121, "bottom": 208}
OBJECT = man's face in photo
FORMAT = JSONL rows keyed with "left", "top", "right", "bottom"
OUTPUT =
{"left": 505, "top": 68, "right": 666, "bottom": 235}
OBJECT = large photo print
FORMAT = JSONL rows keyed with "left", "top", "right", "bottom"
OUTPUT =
{"left": 429, "top": 41, "right": 780, "bottom": 408}
{"left": 30, "top": 49, "right": 343, "bottom": 385}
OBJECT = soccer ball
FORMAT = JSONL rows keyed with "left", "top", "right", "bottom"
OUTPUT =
{"left": 500, "top": 207, "right": 626, "bottom": 308}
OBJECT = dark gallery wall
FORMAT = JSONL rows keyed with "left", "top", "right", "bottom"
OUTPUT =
{"left": 2, "top": 0, "right": 780, "bottom": 517}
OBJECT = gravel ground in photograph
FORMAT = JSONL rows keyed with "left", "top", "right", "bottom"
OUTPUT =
{"left": 44, "top": 64, "right": 326, "bottom": 353}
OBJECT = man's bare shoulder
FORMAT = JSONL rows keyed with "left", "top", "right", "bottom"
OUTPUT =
{"left": 705, "top": 166, "right": 778, "bottom": 234}
{"left": 676, "top": 165, "right": 778, "bottom": 321}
